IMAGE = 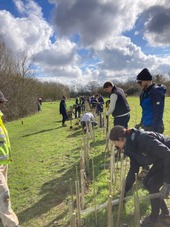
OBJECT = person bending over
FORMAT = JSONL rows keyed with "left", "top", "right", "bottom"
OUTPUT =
{"left": 109, "top": 125, "right": 170, "bottom": 227}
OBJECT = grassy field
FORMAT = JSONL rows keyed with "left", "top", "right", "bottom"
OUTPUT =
{"left": 3, "top": 97, "right": 170, "bottom": 227}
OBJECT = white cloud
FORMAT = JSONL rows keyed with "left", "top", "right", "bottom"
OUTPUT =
{"left": 0, "top": 10, "right": 53, "bottom": 55}
{"left": 14, "top": 0, "right": 43, "bottom": 17}
{"left": 0, "top": 0, "right": 170, "bottom": 86}
{"left": 34, "top": 39, "right": 78, "bottom": 67}
{"left": 143, "top": 7, "right": 170, "bottom": 46}
{"left": 52, "top": 0, "right": 140, "bottom": 48}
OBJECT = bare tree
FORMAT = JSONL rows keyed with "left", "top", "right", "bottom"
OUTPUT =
{"left": 86, "top": 81, "right": 100, "bottom": 94}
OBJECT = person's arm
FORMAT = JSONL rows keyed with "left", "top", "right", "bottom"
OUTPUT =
{"left": 125, "top": 158, "right": 140, "bottom": 193}
{"left": 106, "top": 93, "right": 117, "bottom": 116}
{"left": 151, "top": 88, "right": 165, "bottom": 132}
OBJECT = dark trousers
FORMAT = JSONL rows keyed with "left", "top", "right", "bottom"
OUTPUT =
{"left": 75, "top": 107, "right": 81, "bottom": 118}
{"left": 114, "top": 114, "right": 130, "bottom": 129}
{"left": 143, "top": 164, "right": 169, "bottom": 219}
{"left": 62, "top": 113, "right": 67, "bottom": 125}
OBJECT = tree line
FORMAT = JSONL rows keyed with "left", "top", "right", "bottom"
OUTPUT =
{"left": 1, "top": 37, "right": 170, "bottom": 121}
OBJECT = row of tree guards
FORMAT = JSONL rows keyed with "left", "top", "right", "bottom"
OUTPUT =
{"left": 67, "top": 107, "right": 160, "bottom": 227}
{"left": 67, "top": 109, "right": 118, "bottom": 227}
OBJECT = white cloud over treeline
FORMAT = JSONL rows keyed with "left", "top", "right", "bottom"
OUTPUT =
{"left": 0, "top": 0, "right": 170, "bottom": 86}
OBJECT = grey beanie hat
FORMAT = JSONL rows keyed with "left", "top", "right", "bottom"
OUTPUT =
{"left": 0, "top": 91, "right": 8, "bottom": 102}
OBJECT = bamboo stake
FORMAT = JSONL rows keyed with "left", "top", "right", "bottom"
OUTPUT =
{"left": 107, "top": 195, "right": 113, "bottom": 227}
{"left": 75, "top": 167, "right": 81, "bottom": 226}
{"left": 72, "top": 212, "right": 76, "bottom": 227}
{"left": 92, "top": 158, "right": 98, "bottom": 226}
{"left": 92, "top": 122, "right": 96, "bottom": 143}
{"left": 110, "top": 143, "right": 116, "bottom": 189}
{"left": 134, "top": 174, "right": 140, "bottom": 227}
{"left": 86, "top": 135, "right": 90, "bottom": 176}
{"left": 70, "top": 178, "right": 74, "bottom": 206}
{"left": 69, "top": 200, "right": 74, "bottom": 227}
{"left": 75, "top": 180, "right": 81, "bottom": 227}
{"left": 119, "top": 153, "right": 124, "bottom": 193}
{"left": 105, "top": 116, "right": 110, "bottom": 152}
{"left": 117, "top": 178, "right": 126, "bottom": 227}
{"left": 103, "top": 116, "right": 110, "bottom": 171}
{"left": 80, "top": 169, "right": 85, "bottom": 209}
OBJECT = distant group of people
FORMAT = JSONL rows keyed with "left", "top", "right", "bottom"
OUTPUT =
{"left": 59, "top": 94, "right": 105, "bottom": 127}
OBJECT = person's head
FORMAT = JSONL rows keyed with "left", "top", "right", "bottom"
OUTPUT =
{"left": 62, "top": 95, "right": 66, "bottom": 100}
{"left": 103, "top": 81, "right": 114, "bottom": 93}
{"left": 0, "top": 91, "right": 8, "bottom": 108}
{"left": 136, "top": 68, "right": 152, "bottom": 90}
{"left": 109, "top": 125, "right": 126, "bottom": 151}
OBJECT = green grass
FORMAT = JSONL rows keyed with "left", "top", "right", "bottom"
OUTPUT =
{"left": 4, "top": 97, "right": 170, "bottom": 227}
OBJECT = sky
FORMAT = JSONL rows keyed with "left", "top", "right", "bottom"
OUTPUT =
{"left": 0, "top": 0, "right": 170, "bottom": 88}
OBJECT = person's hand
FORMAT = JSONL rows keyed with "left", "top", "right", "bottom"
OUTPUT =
{"left": 135, "top": 123, "right": 141, "bottom": 129}
{"left": 160, "top": 183, "right": 170, "bottom": 199}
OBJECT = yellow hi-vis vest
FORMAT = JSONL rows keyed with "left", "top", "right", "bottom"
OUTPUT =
{"left": 0, "top": 111, "right": 12, "bottom": 164}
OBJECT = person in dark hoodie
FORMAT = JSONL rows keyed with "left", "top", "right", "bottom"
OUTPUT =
{"left": 103, "top": 81, "right": 130, "bottom": 128}
{"left": 109, "top": 125, "right": 170, "bottom": 227}
{"left": 59, "top": 96, "right": 68, "bottom": 127}
{"left": 135, "top": 68, "right": 167, "bottom": 179}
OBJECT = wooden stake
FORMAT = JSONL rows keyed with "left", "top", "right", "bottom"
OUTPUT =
{"left": 72, "top": 212, "right": 76, "bottom": 227}
{"left": 92, "top": 158, "right": 98, "bottom": 226}
{"left": 70, "top": 178, "right": 74, "bottom": 206}
{"left": 134, "top": 174, "right": 140, "bottom": 227}
{"left": 69, "top": 200, "right": 74, "bottom": 227}
{"left": 80, "top": 169, "right": 85, "bottom": 209}
{"left": 75, "top": 180, "right": 81, "bottom": 227}
{"left": 107, "top": 195, "right": 113, "bottom": 227}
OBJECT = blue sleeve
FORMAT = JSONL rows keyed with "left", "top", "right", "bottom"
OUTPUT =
{"left": 151, "top": 88, "right": 165, "bottom": 132}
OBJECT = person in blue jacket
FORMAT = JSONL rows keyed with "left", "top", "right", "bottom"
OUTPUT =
{"left": 135, "top": 68, "right": 167, "bottom": 179}
{"left": 109, "top": 125, "right": 170, "bottom": 227}
{"left": 136, "top": 68, "right": 166, "bottom": 133}
{"left": 59, "top": 96, "right": 68, "bottom": 127}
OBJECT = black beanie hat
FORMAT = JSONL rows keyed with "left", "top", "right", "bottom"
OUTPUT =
{"left": 136, "top": 68, "right": 152, "bottom": 81}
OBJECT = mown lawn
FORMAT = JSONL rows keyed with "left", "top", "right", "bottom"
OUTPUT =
{"left": 4, "top": 97, "right": 170, "bottom": 227}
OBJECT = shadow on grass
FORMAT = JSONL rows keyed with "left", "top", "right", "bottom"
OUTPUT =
{"left": 16, "top": 150, "right": 107, "bottom": 226}
{"left": 22, "top": 128, "right": 58, "bottom": 137}
{"left": 66, "top": 129, "right": 83, "bottom": 138}
{"left": 17, "top": 162, "right": 78, "bottom": 226}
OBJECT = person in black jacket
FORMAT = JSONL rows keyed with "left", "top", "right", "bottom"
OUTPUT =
{"left": 109, "top": 125, "right": 170, "bottom": 227}
{"left": 59, "top": 96, "right": 68, "bottom": 127}
{"left": 103, "top": 81, "right": 130, "bottom": 128}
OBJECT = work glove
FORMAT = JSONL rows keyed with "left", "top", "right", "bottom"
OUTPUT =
{"left": 135, "top": 122, "right": 142, "bottom": 129}
{"left": 160, "top": 183, "right": 170, "bottom": 199}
